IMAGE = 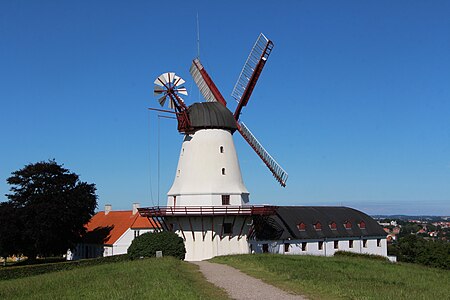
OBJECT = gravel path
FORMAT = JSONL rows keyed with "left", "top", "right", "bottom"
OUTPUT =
{"left": 192, "top": 261, "right": 307, "bottom": 300}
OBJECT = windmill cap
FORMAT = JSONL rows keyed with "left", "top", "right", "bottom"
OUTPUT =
{"left": 188, "top": 102, "right": 237, "bottom": 133}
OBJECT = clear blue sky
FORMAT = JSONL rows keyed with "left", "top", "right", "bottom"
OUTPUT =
{"left": 1, "top": 1, "right": 449, "bottom": 215}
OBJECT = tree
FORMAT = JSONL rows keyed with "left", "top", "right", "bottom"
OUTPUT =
{"left": 393, "top": 234, "right": 450, "bottom": 270}
{"left": 0, "top": 202, "right": 22, "bottom": 265}
{"left": 5, "top": 160, "right": 97, "bottom": 259}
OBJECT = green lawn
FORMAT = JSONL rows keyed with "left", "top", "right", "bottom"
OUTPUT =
{"left": 212, "top": 254, "right": 450, "bottom": 300}
{"left": 0, "top": 257, "right": 228, "bottom": 300}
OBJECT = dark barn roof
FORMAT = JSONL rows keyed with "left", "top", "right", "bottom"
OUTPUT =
{"left": 252, "top": 206, "right": 387, "bottom": 241}
{"left": 188, "top": 102, "right": 238, "bottom": 133}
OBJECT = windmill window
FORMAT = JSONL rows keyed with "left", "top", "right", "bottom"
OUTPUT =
{"left": 314, "top": 222, "right": 322, "bottom": 231}
{"left": 222, "top": 168, "right": 226, "bottom": 175}
{"left": 344, "top": 221, "right": 352, "bottom": 229}
{"left": 222, "top": 195, "right": 230, "bottom": 205}
{"left": 334, "top": 240, "right": 339, "bottom": 249}
{"left": 284, "top": 243, "right": 290, "bottom": 252}
{"left": 329, "top": 222, "right": 337, "bottom": 230}
{"left": 301, "top": 242, "right": 307, "bottom": 251}
{"left": 220, "top": 146, "right": 224, "bottom": 153}
{"left": 363, "top": 239, "right": 368, "bottom": 248}
{"left": 359, "top": 221, "right": 366, "bottom": 229}
{"left": 377, "top": 239, "right": 381, "bottom": 247}
{"left": 349, "top": 240, "right": 354, "bottom": 248}
{"left": 297, "top": 222, "right": 306, "bottom": 231}
{"left": 318, "top": 241, "right": 324, "bottom": 250}
{"left": 223, "top": 223, "right": 233, "bottom": 234}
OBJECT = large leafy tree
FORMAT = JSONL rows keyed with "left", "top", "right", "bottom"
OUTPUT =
{"left": 5, "top": 160, "right": 97, "bottom": 259}
{"left": 0, "top": 202, "right": 22, "bottom": 264}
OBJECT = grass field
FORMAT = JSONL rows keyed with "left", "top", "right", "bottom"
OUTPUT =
{"left": 212, "top": 254, "right": 450, "bottom": 300}
{"left": 0, "top": 257, "right": 228, "bottom": 300}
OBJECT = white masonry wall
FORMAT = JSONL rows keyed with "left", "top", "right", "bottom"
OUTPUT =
{"left": 167, "top": 129, "right": 249, "bottom": 207}
{"left": 168, "top": 215, "right": 251, "bottom": 261}
{"left": 250, "top": 238, "right": 387, "bottom": 257}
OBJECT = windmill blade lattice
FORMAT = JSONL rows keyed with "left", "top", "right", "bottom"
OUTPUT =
{"left": 153, "top": 72, "right": 188, "bottom": 109}
{"left": 189, "top": 59, "right": 227, "bottom": 106}
{"left": 237, "top": 121, "right": 288, "bottom": 187}
{"left": 232, "top": 33, "right": 274, "bottom": 119}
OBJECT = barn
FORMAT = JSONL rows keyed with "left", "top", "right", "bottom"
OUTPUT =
{"left": 249, "top": 206, "right": 387, "bottom": 256}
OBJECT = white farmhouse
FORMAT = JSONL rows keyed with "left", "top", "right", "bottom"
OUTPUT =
{"left": 68, "top": 203, "right": 157, "bottom": 260}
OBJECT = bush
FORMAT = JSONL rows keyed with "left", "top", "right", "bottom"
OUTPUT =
{"left": 0, "top": 254, "right": 129, "bottom": 281}
{"left": 128, "top": 231, "right": 186, "bottom": 260}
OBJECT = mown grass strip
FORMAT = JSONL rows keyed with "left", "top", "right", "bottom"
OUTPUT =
{"left": 211, "top": 254, "right": 450, "bottom": 300}
{"left": 0, "top": 257, "right": 229, "bottom": 300}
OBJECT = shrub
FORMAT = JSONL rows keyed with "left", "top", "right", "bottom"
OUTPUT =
{"left": 0, "top": 254, "right": 129, "bottom": 281}
{"left": 128, "top": 231, "right": 186, "bottom": 260}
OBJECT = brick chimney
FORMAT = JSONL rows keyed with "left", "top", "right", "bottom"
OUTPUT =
{"left": 105, "top": 204, "right": 112, "bottom": 215}
{"left": 132, "top": 203, "right": 140, "bottom": 215}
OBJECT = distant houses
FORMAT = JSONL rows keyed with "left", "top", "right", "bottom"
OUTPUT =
{"left": 67, "top": 203, "right": 157, "bottom": 260}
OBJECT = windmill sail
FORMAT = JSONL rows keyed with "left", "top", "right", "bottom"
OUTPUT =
{"left": 189, "top": 59, "right": 227, "bottom": 106}
{"left": 232, "top": 33, "right": 274, "bottom": 119}
{"left": 237, "top": 121, "right": 288, "bottom": 187}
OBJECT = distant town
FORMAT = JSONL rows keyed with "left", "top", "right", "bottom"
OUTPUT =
{"left": 374, "top": 215, "right": 450, "bottom": 242}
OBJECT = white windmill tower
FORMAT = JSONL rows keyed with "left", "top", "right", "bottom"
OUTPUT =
{"left": 142, "top": 34, "right": 287, "bottom": 261}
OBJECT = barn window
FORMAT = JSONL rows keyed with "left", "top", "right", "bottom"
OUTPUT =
{"left": 344, "top": 221, "right": 352, "bottom": 229}
{"left": 222, "top": 168, "right": 226, "bottom": 175}
{"left": 223, "top": 223, "right": 232, "bottom": 234}
{"left": 263, "top": 244, "right": 269, "bottom": 253}
{"left": 318, "top": 241, "right": 324, "bottom": 250}
{"left": 222, "top": 195, "right": 230, "bottom": 205}
{"left": 314, "top": 222, "right": 322, "bottom": 231}
{"left": 359, "top": 221, "right": 366, "bottom": 229}
{"left": 334, "top": 240, "right": 339, "bottom": 249}
{"left": 349, "top": 240, "right": 354, "bottom": 248}
{"left": 363, "top": 239, "right": 368, "bottom": 248}
{"left": 220, "top": 146, "right": 224, "bottom": 153}
{"left": 377, "top": 239, "right": 381, "bottom": 247}
{"left": 329, "top": 221, "right": 337, "bottom": 230}
{"left": 284, "top": 243, "right": 290, "bottom": 252}
{"left": 134, "top": 230, "right": 140, "bottom": 238}
{"left": 301, "top": 242, "right": 307, "bottom": 251}
{"left": 297, "top": 222, "right": 306, "bottom": 231}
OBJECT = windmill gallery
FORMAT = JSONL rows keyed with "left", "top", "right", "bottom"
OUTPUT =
{"left": 139, "top": 34, "right": 388, "bottom": 261}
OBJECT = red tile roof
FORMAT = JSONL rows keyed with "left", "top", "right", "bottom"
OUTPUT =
{"left": 85, "top": 211, "right": 157, "bottom": 245}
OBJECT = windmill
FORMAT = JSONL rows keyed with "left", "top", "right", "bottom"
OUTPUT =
{"left": 191, "top": 33, "right": 288, "bottom": 187}
{"left": 144, "top": 33, "right": 287, "bottom": 261}
{"left": 153, "top": 33, "right": 288, "bottom": 191}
